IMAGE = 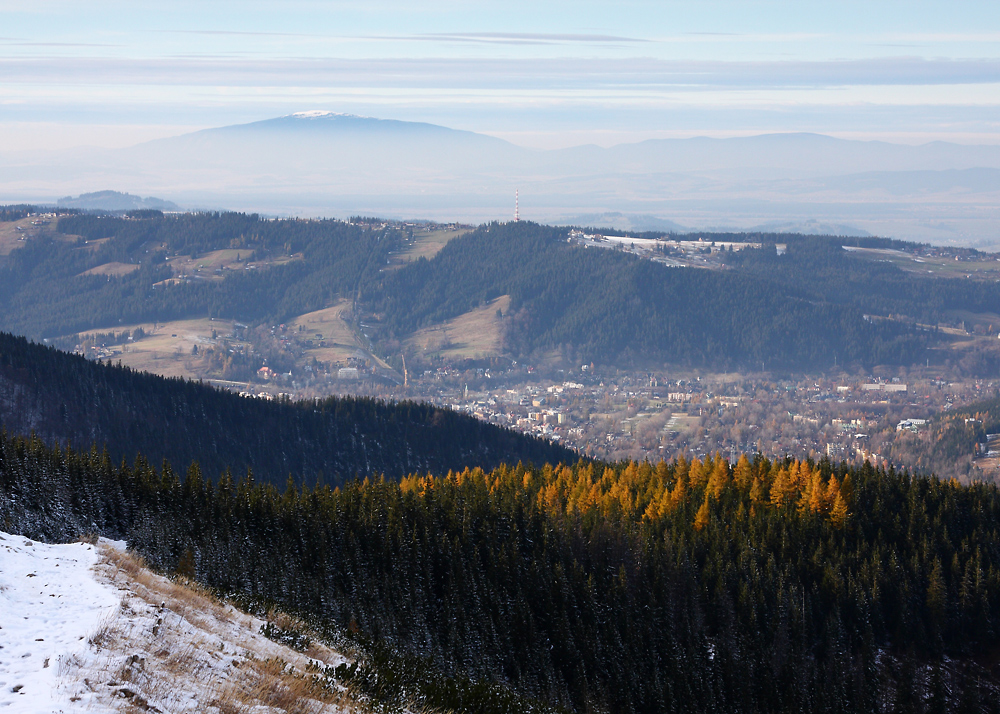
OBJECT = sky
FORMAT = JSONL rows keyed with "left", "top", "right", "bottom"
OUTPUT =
{"left": 2, "top": 0, "right": 999, "bottom": 151}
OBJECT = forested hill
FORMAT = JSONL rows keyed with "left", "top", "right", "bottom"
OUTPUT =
{"left": 0, "top": 211, "right": 399, "bottom": 338}
{"left": 0, "top": 333, "right": 573, "bottom": 486}
{"left": 2, "top": 209, "right": 994, "bottom": 371}
{"left": 373, "top": 221, "right": 927, "bottom": 369}
{"left": 7, "top": 434, "right": 1000, "bottom": 712}
{"left": 722, "top": 235, "right": 1000, "bottom": 325}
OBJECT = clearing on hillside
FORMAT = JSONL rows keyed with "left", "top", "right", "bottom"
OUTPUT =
{"left": 385, "top": 226, "right": 470, "bottom": 270}
{"left": 288, "top": 300, "right": 367, "bottom": 366}
{"left": 0, "top": 216, "right": 69, "bottom": 255}
{"left": 78, "top": 261, "right": 141, "bottom": 277}
{"left": 72, "top": 317, "right": 241, "bottom": 380}
{"left": 162, "top": 248, "right": 303, "bottom": 282}
{"left": 845, "top": 246, "right": 1000, "bottom": 279}
{"left": 405, "top": 295, "right": 510, "bottom": 360}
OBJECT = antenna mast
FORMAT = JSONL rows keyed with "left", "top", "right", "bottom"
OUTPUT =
{"left": 514, "top": 189, "right": 520, "bottom": 222}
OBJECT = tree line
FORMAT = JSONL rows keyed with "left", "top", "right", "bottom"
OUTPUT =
{"left": 0, "top": 332, "right": 572, "bottom": 487}
{"left": 0, "top": 209, "right": 991, "bottom": 371}
{"left": 5, "top": 427, "right": 1000, "bottom": 712}
{"left": 374, "top": 221, "right": 927, "bottom": 370}
{"left": 0, "top": 212, "right": 401, "bottom": 337}
{"left": 723, "top": 237, "right": 1000, "bottom": 327}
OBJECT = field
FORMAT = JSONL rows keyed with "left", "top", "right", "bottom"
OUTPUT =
{"left": 74, "top": 317, "right": 239, "bottom": 380}
{"left": 846, "top": 246, "right": 1000, "bottom": 279}
{"left": 79, "top": 261, "right": 140, "bottom": 277}
{"left": 665, "top": 414, "right": 702, "bottom": 434}
{"left": 0, "top": 216, "right": 69, "bottom": 255}
{"left": 165, "top": 248, "right": 302, "bottom": 281}
{"left": 974, "top": 433, "right": 1000, "bottom": 475}
{"left": 406, "top": 295, "right": 510, "bottom": 359}
{"left": 287, "top": 299, "right": 366, "bottom": 365}
{"left": 0, "top": 218, "right": 29, "bottom": 255}
{"left": 386, "top": 226, "right": 470, "bottom": 269}
{"left": 68, "top": 302, "right": 372, "bottom": 384}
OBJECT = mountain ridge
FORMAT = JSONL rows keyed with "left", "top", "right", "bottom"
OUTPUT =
{"left": 3, "top": 112, "right": 1000, "bottom": 243}
{"left": 0, "top": 331, "right": 576, "bottom": 487}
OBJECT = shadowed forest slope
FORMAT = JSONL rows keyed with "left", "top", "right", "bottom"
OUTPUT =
{"left": 5, "top": 436, "right": 1000, "bottom": 713}
{"left": 0, "top": 333, "right": 573, "bottom": 486}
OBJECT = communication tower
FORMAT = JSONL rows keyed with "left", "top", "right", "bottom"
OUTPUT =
{"left": 514, "top": 189, "right": 520, "bottom": 222}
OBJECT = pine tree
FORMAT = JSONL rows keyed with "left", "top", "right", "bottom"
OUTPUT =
{"left": 733, "top": 454, "right": 753, "bottom": 490}
{"left": 694, "top": 496, "right": 711, "bottom": 532}
{"left": 830, "top": 490, "right": 850, "bottom": 528}
{"left": 707, "top": 455, "right": 730, "bottom": 499}
{"left": 927, "top": 558, "right": 947, "bottom": 615}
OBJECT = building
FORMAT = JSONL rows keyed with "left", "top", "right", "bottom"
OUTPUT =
{"left": 896, "top": 418, "right": 927, "bottom": 432}
{"left": 863, "top": 383, "right": 907, "bottom": 393}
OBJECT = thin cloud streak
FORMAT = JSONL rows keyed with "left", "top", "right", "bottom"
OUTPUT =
{"left": 419, "top": 32, "right": 647, "bottom": 43}
{"left": 7, "top": 42, "right": 121, "bottom": 47}
{"left": 170, "top": 30, "right": 324, "bottom": 38}
{"left": 3, "top": 56, "right": 999, "bottom": 90}
{"left": 164, "top": 29, "right": 646, "bottom": 44}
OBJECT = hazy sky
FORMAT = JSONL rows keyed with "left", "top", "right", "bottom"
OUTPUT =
{"left": 2, "top": 0, "right": 998, "bottom": 151}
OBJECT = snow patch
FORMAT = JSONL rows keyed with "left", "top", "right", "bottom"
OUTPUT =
{"left": 0, "top": 532, "right": 119, "bottom": 713}
{"left": 1, "top": 531, "right": 355, "bottom": 712}
{"left": 287, "top": 110, "right": 361, "bottom": 119}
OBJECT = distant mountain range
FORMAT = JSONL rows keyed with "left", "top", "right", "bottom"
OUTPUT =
{"left": 552, "top": 212, "right": 691, "bottom": 233}
{"left": 3, "top": 111, "right": 1000, "bottom": 245}
{"left": 56, "top": 190, "right": 179, "bottom": 212}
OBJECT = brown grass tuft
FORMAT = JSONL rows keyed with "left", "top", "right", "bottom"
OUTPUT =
{"left": 82, "top": 541, "right": 367, "bottom": 712}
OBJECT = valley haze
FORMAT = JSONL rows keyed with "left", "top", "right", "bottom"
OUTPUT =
{"left": 5, "top": 111, "right": 1000, "bottom": 247}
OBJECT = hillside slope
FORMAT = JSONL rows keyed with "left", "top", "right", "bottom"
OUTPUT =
{"left": 0, "top": 333, "right": 575, "bottom": 487}
{"left": 5, "top": 115, "right": 1000, "bottom": 241}
{"left": 0, "top": 532, "right": 356, "bottom": 713}
{"left": 7, "top": 431, "right": 1000, "bottom": 713}
{"left": 5, "top": 210, "right": 998, "bottom": 373}
{"left": 375, "top": 222, "right": 929, "bottom": 369}
{"left": 0, "top": 535, "right": 118, "bottom": 713}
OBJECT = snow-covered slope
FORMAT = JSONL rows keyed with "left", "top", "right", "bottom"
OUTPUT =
{"left": 0, "top": 532, "right": 352, "bottom": 713}
{"left": 0, "top": 533, "right": 118, "bottom": 713}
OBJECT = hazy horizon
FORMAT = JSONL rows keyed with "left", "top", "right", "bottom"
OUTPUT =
{"left": 3, "top": 0, "right": 999, "bottom": 152}
{"left": 2, "top": 112, "right": 997, "bottom": 249}
{"left": 3, "top": 1, "right": 999, "bottom": 247}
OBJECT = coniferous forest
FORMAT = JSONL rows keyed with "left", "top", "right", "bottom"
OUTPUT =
{"left": 374, "top": 222, "right": 933, "bottom": 369}
{"left": 3, "top": 208, "right": 997, "bottom": 370}
{"left": 0, "top": 333, "right": 571, "bottom": 486}
{"left": 5, "top": 424, "right": 1000, "bottom": 713}
{"left": 6, "top": 209, "right": 1000, "bottom": 711}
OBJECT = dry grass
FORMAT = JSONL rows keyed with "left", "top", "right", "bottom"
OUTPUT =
{"left": 163, "top": 249, "right": 303, "bottom": 282}
{"left": 0, "top": 216, "right": 69, "bottom": 254}
{"left": 0, "top": 219, "right": 28, "bottom": 255}
{"left": 848, "top": 246, "right": 1000, "bottom": 280}
{"left": 387, "top": 227, "right": 469, "bottom": 269}
{"left": 405, "top": 295, "right": 510, "bottom": 359}
{"left": 288, "top": 300, "right": 366, "bottom": 366}
{"left": 208, "top": 656, "right": 348, "bottom": 714}
{"left": 78, "top": 261, "right": 141, "bottom": 277}
{"left": 70, "top": 544, "right": 361, "bottom": 713}
{"left": 72, "top": 317, "right": 238, "bottom": 379}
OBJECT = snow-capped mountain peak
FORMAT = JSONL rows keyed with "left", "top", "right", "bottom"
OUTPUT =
{"left": 287, "top": 110, "right": 363, "bottom": 120}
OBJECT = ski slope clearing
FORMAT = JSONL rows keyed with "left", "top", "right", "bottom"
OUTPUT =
{"left": 0, "top": 533, "right": 355, "bottom": 713}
